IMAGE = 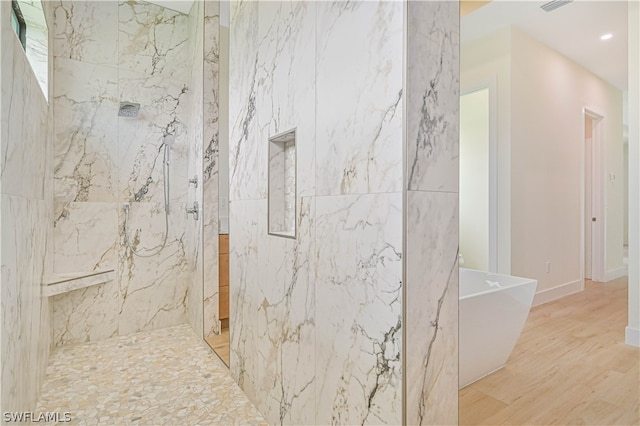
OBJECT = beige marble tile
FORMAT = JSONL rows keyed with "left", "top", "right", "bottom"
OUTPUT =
{"left": 1, "top": 1, "right": 53, "bottom": 411}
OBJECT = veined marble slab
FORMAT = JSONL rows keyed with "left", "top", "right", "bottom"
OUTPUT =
{"left": 315, "top": 1, "right": 403, "bottom": 197}
{"left": 406, "top": 1, "right": 459, "bottom": 193}
{"left": 43, "top": 269, "right": 115, "bottom": 297}
{"left": 228, "top": 0, "right": 261, "bottom": 201}
{"left": 404, "top": 2, "right": 460, "bottom": 424}
{"left": 185, "top": 0, "right": 205, "bottom": 340}
{"left": 202, "top": 0, "right": 220, "bottom": 339}
{"left": 2, "top": 0, "right": 53, "bottom": 411}
{"left": 51, "top": 0, "right": 199, "bottom": 346}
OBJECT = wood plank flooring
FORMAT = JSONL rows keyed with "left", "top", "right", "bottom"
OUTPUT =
{"left": 205, "top": 328, "right": 230, "bottom": 367}
{"left": 460, "top": 277, "right": 640, "bottom": 425}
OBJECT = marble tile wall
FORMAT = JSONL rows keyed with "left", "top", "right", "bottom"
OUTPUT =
{"left": 203, "top": 0, "right": 221, "bottom": 340}
{"left": 315, "top": 193, "right": 403, "bottom": 425}
{"left": 229, "top": 1, "right": 404, "bottom": 424}
{"left": 315, "top": 2, "right": 404, "bottom": 197}
{"left": 1, "top": 0, "right": 54, "bottom": 413}
{"left": 404, "top": 2, "right": 460, "bottom": 424}
{"left": 185, "top": 0, "right": 205, "bottom": 340}
{"left": 51, "top": 0, "right": 201, "bottom": 346}
{"left": 228, "top": 198, "right": 260, "bottom": 404}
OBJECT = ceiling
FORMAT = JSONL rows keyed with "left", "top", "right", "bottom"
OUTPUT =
{"left": 462, "top": 0, "right": 629, "bottom": 92}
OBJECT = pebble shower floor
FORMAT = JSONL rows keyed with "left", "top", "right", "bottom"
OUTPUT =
{"left": 36, "top": 325, "right": 266, "bottom": 425}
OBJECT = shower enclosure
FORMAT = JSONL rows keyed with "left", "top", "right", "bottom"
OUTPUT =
{"left": 51, "top": 0, "right": 207, "bottom": 346}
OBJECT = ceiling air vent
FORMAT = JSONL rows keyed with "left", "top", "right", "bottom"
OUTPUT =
{"left": 540, "top": 0, "right": 573, "bottom": 12}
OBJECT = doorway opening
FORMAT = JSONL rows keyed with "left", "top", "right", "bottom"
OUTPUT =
{"left": 460, "top": 86, "right": 498, "bottom": 272}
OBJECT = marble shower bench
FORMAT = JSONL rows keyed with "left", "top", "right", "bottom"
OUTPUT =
{"left": 42, "top": 269, "right": 115, "bottom": 297}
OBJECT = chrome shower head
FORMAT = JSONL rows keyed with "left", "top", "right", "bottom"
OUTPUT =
{"left": 118, "top": 102, "right": 140, "bottom": 117}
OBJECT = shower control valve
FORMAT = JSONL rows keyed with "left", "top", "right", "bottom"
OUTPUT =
{"left": 189, "top": 175, "right": 198, "bottom": 188}
{"left": 186, "top": 201, "right": 199, "bottom": 221}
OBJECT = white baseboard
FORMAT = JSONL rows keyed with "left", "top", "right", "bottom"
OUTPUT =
{"left": 625, "top": 327, "right": 640, "bottom": 347}
{"left": 605, "top": 266, "right": 628, "bottom": 282}
{"left": 532, "top": 279, "right": 583, "bottom": 306}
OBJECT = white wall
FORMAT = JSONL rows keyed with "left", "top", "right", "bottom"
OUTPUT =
{"left": 510, "top": 28, "right": 624, "bottom": 297}
{"left": 627, "top": 0, "right": 640, "bottom": 347}
{"left": 624, "top": 142, "right": 629, "bottom": 247}
{"left": 461, "top": 28, "right": 511, "bottom": 274}
{"left": 462, "top": 27, "right": 625, "bottom": 301}
{"left": 460, "top": 89, "right": 489, "bottom": 270}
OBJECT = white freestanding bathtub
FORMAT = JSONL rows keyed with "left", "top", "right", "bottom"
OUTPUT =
{"left": 459, "top": 268, "right": 537, "bottom": 388}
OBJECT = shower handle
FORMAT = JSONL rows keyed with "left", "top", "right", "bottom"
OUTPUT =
{"left": 186, "top": 201, "right": 199, "bottom": 221}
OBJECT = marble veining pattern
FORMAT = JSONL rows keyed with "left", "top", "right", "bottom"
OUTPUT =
{"left": 53, "top": 59, "right": 119, "bottom": 208}
{"left": 52, "top": 281, "right": 119, "bottom": 347}
{"left": 118, "top": 1, "right": 191, "bottom": 81}
{"left": 229, "top": 0, "right": 261, "bottom": 201}
{"left": 203, "top": 0, "right": 221, "bottom": 340}
{"left": 229, "top": 1, "right": 405, "bottom": 423}
{"left": 229, "top": 3, "right": 320, "bottom": 423}
{"left": 404, "top": 1, "right": 460, "bottom": 424}
{"left": 117, "top": 202, "right": 189, "bottom": 336}
{"left": 256, "top": 1, "right": 315, "bottom": 199}
{"left": 1, "top": 2, "right": 53, "bottom": 412}
{"left": 203, "top": 1, "right": 220, "bottom": 189}
{"left": 405, "top": 191, "right": 458, "bottom": 425}
{"left": 406, "top": 1, "right": 460, "bottom": 193}
{"left": 229, "top": 199, "right": 261, "bottom": 404}
{"left": 51, "top": 0, "right": 200, "bottom": 347}
{"left": 315, "top": 193, "right": 403, "bottom": 425}
{"left": 1, "top": 196, "right": 51, "bottom": 413}
{"left": 315, "top": 1, "right": 403, "bottom": 196}
{"left": 265, "top": 197, "right": 316, "bottom": 425}
{"left": 2, "top": 29, "right": 48, "bottom": 200}
{"left": 117, "top": 70, "right": 190, "bottom": 205}
{"left": 36, "top": 325, "right": 267, "bottom": 425}
{"left": 52, "top": 1, "right": 118, "bottom": 66}
{"left": 255, "top": 210, "right": 290, "bottom": 422}
{"left": 202, "top": 201, "right": 220, "bottom": 338}
{"left": 185, "top": 0, "right": 205, "bottom": 340}
{"left": 53, "top": 202, "right": 118, "bottom": 273}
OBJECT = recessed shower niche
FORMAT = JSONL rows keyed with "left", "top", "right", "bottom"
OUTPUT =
{"left": 268, "top": 129, "right": 297, "bottom": 238}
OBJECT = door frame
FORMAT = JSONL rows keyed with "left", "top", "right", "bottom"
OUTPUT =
{"left": 582, "top": 107, "right": 606, "bottom": 283}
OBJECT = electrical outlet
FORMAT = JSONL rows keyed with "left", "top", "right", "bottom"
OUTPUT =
{"left": 546, "top": 261, "right": 551, "bottom": 273}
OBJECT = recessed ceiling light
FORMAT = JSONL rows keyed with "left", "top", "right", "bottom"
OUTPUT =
{"left": 600, "top": 33, "right": 613, "bottom": 41}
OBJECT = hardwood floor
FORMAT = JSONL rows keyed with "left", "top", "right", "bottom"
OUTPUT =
{"left": 460, "top": 277, "right": 640, "bottom": 425}
{"left": 205, "top": 328, "right": 230, "bottom": 367}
